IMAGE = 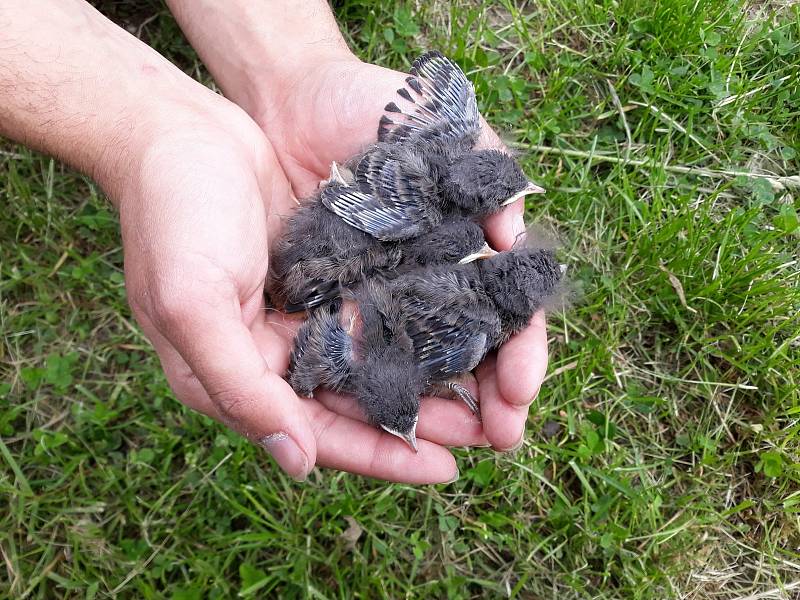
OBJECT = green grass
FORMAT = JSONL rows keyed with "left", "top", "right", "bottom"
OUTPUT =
{"left": 2, "top": 0, "right": 799, "bottom": 597}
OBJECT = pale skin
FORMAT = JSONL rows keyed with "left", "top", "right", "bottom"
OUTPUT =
{"left": 0, "top": 0, "right": 549, "bottom": 483}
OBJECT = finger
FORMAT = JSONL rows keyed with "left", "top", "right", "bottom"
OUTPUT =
{"left": 304, "top": 401, "right": 459, "bottom": 484}
{"left": 475, "top": 353, "right": 529, "bottom": 451}
{"left": 419, "top": 394, "right": 486, "bottom": 447}
{"left": 140, "top": 314, "right": 458, "bottom": 483}
{"left": 482, "top": 196, "right": 526, "bottom": 251}
{"left": 496, "top": 311, "right": 549, "bottom": 407}
{"left": 475, "top": 117, "right": 505, "bottom": 151}
{"left": 314, "top": 389, "right": 487, "bottom": 448}
{"left": 147, "top": 283, "right": 317, "bottom": 481}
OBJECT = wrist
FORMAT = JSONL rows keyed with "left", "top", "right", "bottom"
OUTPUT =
{"left": 245, "top": 52, "right": 366, "bottom": 140}
{"left": 241, "top": 47, "right": 360, "bottom": 123}
{"left": 164, "top": 0, "right": 359, "bottom": 121}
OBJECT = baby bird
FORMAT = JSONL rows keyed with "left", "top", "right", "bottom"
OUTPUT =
{"left": 397, "top": 248, "right": 564, "bottom": 404}
{"left": 320, "top": 51, "right": 544, "bottom": 242}
{"left": 288, "top": 247, "right": 565, "bottom": 451}
{"left": 288, "top": 290, "right": 424, "bottom": 451}
{"left": 268, "top": 189, "right": 492, "bottom": 312}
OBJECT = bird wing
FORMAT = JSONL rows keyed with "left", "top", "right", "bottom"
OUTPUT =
{"left": 321, "top": 151, "right": 432, "bottom": 241}
{"left": 378, "top": 51, "right": 480, "bottom": 146}
{"left": 283, "top": 278, "right": 341, "bottom": 313}
{"left": 400, "top": 270, "right": 497, "bottom": 379}
{"left": 405, "top": 297, "right": 490, "bottom": 379}
{"left": 288, "top": 301, "right": 353, "bottom": 394}
{"left": 320, "top": 312, "right": 354, "bottom": 390}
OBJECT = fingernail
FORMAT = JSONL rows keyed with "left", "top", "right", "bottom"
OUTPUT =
{"left": 443, "top": 468, "right": 460, "bottom": 484}
{"left": 497, "top": 435, "right": 525, "bottom": 454}
{"left": 258, "top": 432, "right": 309, "bottom": 482}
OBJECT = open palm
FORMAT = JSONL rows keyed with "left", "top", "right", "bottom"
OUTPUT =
{"left": 256, "top": 58, "right": 550, "bottom": 452}
{"left": 118, "top": 104, "right": 483, "bottom": 483}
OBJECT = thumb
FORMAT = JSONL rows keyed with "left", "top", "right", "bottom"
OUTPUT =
{"left": 482, "top": 197, "right": 526, "bottom": 251}
{"left": 149, "top": 290, "right": 316, "bottom": 481}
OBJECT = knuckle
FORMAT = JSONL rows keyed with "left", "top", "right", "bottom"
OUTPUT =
{"left": 149, "top": 281, "right": 195, "bottom": 331}
{"left": 208, "top": 385, "right": 257, "bottom": 426}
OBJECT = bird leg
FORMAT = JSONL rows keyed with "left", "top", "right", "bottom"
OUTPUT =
{"left": 429, "top": 376, "right": 481, "bottom": 418}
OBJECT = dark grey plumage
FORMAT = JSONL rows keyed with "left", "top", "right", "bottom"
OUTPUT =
{"left": 400, "top": 248, "right": 563, "bottom": 375}
{"left": 288, "top": 283, "right": 423, "bottom": 450}
{"left": 287, "top": 299, "right": 353, "bottom": 398}
{"left": 287, "top": 247, "right": 565, "bottom": 450}
{"left": 268, "top": 189, "right": 490, "bottom": 312}
{"left": 320, "top": 51, "right": 544, "bottom": 242}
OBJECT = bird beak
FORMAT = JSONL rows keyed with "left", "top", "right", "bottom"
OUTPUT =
{"left": 501, "top": 181, "right": 546, "bottom": 206}
{"left": 328, "top": 161, "right": 348, "bottom": 186}
{"left": 322, "top": 161, "right": 353, "bottom": 187}
{"left": 402, "top": 430, "right": 418, "bottom": 453}
{"left": 458, "top": 242, "right": 499, "bottom": 264}
{"left": 381, "top": 421, "right": 418, "bottom": 453}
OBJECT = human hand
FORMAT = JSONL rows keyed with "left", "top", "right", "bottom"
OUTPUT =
{"left": 109, "top": 97, "right": 481, "bottom": 483}
{"left": 0, "top": 0, "right": 479, "bottom": 482}
{"left": 254, "top": 56, "right": 549, "bottom": 452}
{"left": 163, "top": 0, "right": 548, "bottom": 453}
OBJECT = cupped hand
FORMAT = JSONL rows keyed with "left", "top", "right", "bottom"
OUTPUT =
{"left": 112, "top": 99, "right": 475, "bottom": 483}
{"left": 255, "top": 55, "right": 549, "bottom": 452}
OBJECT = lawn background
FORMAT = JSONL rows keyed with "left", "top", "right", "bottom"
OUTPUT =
{"left": 1, "top": 1, "right": 799, "bottom": 598}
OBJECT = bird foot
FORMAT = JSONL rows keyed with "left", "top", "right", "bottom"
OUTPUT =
{"left": 429, "top": 379, "right": 481, "bottom": 419}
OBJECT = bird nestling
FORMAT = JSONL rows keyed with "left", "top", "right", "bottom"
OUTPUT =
{"left": 268, "top": 189, "right": 493, "bottom": 312}
{"left": 320, "top": 51, "right": 545, "bottom": 242}
{"left": 287, "top": 246, "right": 566, "bottom": 451}
{"left": 278, "top": 49, "right": 563, "bottom": 451}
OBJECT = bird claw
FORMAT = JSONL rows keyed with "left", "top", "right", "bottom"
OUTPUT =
{"left": 430, "top": 380, "right": 481, "bottom": 419}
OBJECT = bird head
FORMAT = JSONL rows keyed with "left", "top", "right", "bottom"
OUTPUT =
{"left": 356, "top": 345, "right": 423, "bottom": 452}
{"left": 405, "top": 217, "right": 489, "bottom": 266}
{"left": 445, "top": 150, "right": 544, "bottom": 215}
{"left": 380, "top": 413, "right": 419, "bottom": 452}
{"left": 478, "top": 248, "right": 564, "bottom": 333}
